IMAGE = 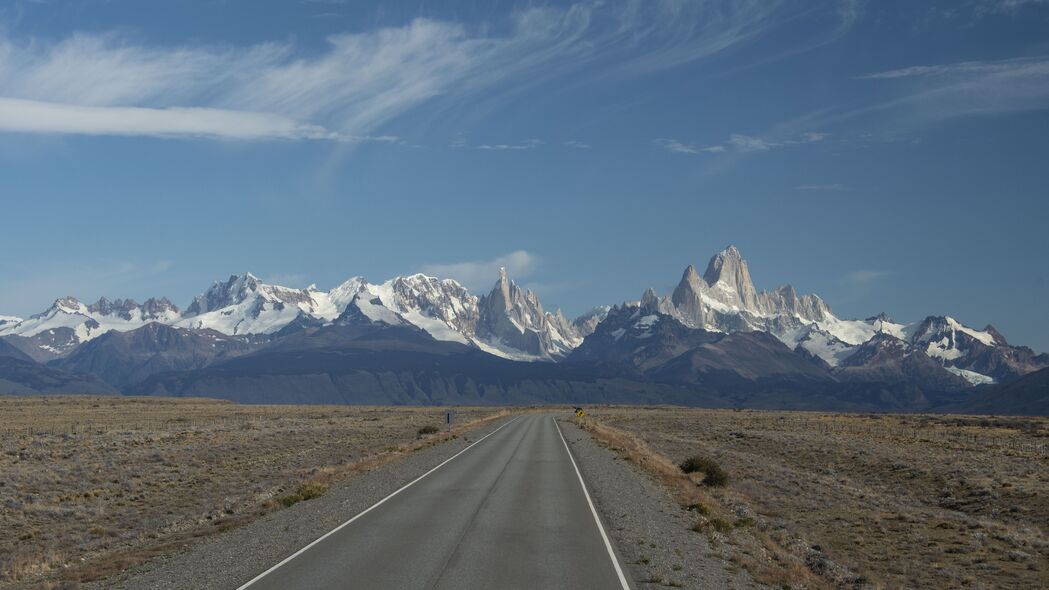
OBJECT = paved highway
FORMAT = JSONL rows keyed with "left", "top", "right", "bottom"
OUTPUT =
{"left": 237, "top": 414, "right": 632, "bottom": 590}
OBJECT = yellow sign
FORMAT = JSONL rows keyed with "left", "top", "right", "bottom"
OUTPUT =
{"left": 575, "top": 408, "right": 586, "bottom": 417}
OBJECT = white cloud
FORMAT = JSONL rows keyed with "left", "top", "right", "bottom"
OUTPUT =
{"left": 657, "top": 131, "right": 825, "bottom": 155}
{"left": 476, "top": 139, "right": 543, "bottom": 151}
{"left": 420, "top": 250, "right": 538, "bottom": 292}
{"left": 654, "top": 138, "right": 725, "bottom": 154}
{"left": 0, "top": 1, "right": 862, "bottom": 141}
{"left": 563, "top": 140, "right": 592, "bottom": 149}
{"left": 0, "top": 98, "right": 340, "bottom": 140}
{"left": 728, "top": 134, "right": 775, "bottom": 152}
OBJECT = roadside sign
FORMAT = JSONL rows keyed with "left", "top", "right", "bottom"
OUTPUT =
{"left": 445, "top": 410, "right": 456, "bottom": 426}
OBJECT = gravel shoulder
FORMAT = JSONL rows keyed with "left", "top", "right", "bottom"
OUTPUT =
{"left": 558, "top": 419, "right": 762, "bottom": 590}
{"left": 91, "top": 417, "right": 516, "bottom": 590}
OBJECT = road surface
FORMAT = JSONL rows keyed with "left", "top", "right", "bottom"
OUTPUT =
{"left": 237, "top": 414, "right": 632, "bottom": 590}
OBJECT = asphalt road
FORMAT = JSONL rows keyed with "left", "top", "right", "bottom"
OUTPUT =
{"left": 237, "top": 414, "right": 632, "bottom": 590}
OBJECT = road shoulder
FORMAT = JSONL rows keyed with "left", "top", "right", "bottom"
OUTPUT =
{"left": 559, "top": 418, "right": 762, "bottom": 589}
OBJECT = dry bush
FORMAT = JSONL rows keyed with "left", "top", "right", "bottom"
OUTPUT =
{"left": 279, "top": 480, "right": 330, "bottom": 508}
{"left": 678, "top": 455, "right": 729, "bottom": 486}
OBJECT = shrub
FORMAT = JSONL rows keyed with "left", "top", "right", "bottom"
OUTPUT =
{"left": 278, "top": 480, "right": 329, "bottom": 508}
{"left": 692, "top": 517, "right": 733, "bottom": 534}
{"left": 678, "top": 455, "right": 728, "bottom": 487}
{"left": 417, "top": 425, "right": 440, "bottom": 436}
{"left": 686, "top": 502, "right": 710, "bottom": 515}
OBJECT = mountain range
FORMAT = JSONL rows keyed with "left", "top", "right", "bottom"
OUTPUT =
{"left": 2, "top": 246, "right": 1046, "bottom": 414}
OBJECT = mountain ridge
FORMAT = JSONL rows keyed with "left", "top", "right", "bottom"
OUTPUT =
{"left": 3, "top": 245, "right": 1046, "bottom": 412}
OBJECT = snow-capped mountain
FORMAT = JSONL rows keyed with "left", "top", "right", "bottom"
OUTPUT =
{"left": 609, "top": 245, "right": 1048, "bottom": 386}
{"left": 0, "top": 268, "right": 584, "bottom": 362}
{"left": 474, "top": 268, "right": 582, "bottom": 360}
{"left": 571, "top": 306, "right": 611, "bottom": 338}
{"left": 0, "top": 295, "right": 180, "bottom": 358}
{"left": 1, "top": 245, "right": 1045, "bottom": 386}
{"left": 178, "top": 273, "right": 341, "bottom": 335}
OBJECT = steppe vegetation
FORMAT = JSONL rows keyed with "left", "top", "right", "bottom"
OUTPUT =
{"left": 0, "top": 396, "right": 504, "bottom": 588}
{"left": 578, "top": 407, "right": 1049, "bottom": 589}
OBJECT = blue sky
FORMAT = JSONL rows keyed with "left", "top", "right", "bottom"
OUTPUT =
{"left": 1, "top": 0, "right": 1048, "bottom": 350}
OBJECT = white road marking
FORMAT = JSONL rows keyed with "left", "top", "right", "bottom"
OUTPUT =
{"left": 236, "top": 415, "right": 522, "bottom": 590}
{"left": 553, "top": 417, "right": 632, "bottom": 590}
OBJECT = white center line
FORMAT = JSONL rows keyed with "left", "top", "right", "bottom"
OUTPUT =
{"left": 236, "top": 415, "right": 522, "bottom": 590}
{"left": 553, "top": 417, "right": 632, "bottom": 590}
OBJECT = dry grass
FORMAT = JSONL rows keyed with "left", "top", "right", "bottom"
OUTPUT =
{"left": 578, "top": 407, "right": 1049, "bottom": 589}
{"left": 0, "top": 396, "right": 507, "bottom": 588}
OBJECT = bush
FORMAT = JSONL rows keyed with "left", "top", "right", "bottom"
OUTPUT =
{"left": 678, "top": 455, "right": 728, "bottom": 487}
{"left": 692, "top": 517, "right": 732, "bottom": 534}
{"left": 686, "top": 502, "right": 710, "bottom": 515}
{"left": 278, "top": 480, "right": 329, "bottom": 508}
{"left": 417, "top": 425, "right": 440, "bottom": 436}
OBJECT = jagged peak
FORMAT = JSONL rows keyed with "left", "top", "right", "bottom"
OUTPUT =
{"left": 47, "top": 296, "right": 84, "bottom": 314}
{"left": 703, "top": 244, "right": 750, "bottom": 285}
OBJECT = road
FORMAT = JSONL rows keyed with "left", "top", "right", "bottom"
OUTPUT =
{"left": 237, "top": 414, "right": 632, "bottom": 590}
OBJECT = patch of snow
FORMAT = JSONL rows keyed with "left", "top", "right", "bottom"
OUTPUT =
{"left": 473, "top": 337, "right": 544, "bottom": 362}
{"left": 945, "top": 366, "right": 996, "bottom": 386}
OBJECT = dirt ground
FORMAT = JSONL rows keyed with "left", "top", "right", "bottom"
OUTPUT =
{"left": 584, "top": 407, "right": 1049, "bottom": 589}
{"left": 0, "top": 396, "right": 503, "bottom": 588}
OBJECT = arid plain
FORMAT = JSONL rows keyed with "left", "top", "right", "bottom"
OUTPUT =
{"left": 3, "top": 398, "right": 1048, "bottom": 589}
{"left": 579, "top": 407, "right": 1049, "bottom": 589}
{"left": 0, "top": 397, "right": 505, "bottom": 588}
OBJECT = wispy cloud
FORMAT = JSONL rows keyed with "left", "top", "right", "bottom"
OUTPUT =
{"left": 563, "top": 140, "right": 592, "bottom": 149}
{"left": 653, "top": 138, "right": 724, "bottom": 154}
{"left": 656, "top": 132, "right": 826, "bottom": 155}
{"left": 0, "top": 1, "right": 862, "bottom": 141}
{"left": 845, "top": 56, "right": 1049, "bottom": 124}
{"left": 0, "top": 98, "right": 341, "bottom": 140}
{"left": 476, "top": 139, "right": 543, "bottom": 151}
{"left": 971, "top": 0, "right": 1049, "bottom": 15}
{"left": 857, "top": 56, "right": 1049, "bottom": 80}
{"left": 420, "top": 250, "right": 538, "bottom": 292}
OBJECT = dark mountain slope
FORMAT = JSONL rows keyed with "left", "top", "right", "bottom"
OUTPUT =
{"left": 0, "top": 338, "right": 34, "bottom": 363}
{"left": 954, "top": 367, "right": 1049, "bottom": 416}
{"left": 0, "top": 356, "right": 117, "bottom": 395}
{"left": 52, "top": 323, "right": 263, "bottom": 388}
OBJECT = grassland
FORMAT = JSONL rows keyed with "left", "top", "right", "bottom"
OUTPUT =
{"left": 579, "top": 407, "right": 1049, "bottom": 589}
{"left": 0, "top": 396, "right": 504, "bottom": 588}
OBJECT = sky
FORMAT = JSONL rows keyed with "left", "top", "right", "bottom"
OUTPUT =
{"left": 0, "top": 0, "right": 1047, "bottom": 351}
